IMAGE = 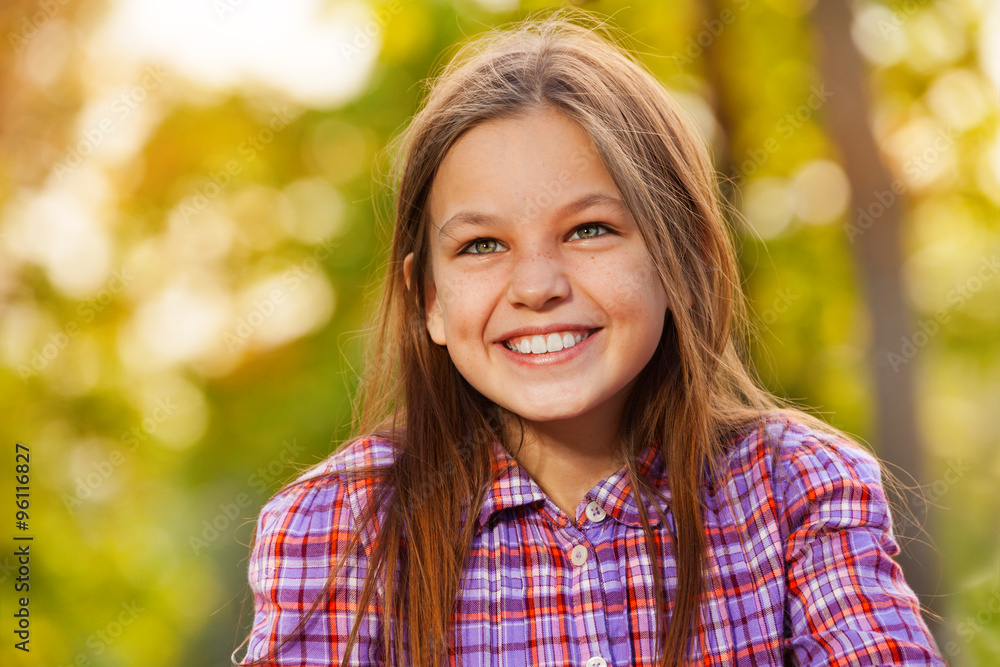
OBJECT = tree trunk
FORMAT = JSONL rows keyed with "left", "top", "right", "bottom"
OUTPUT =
{"left": 811, "top": 0, "right": 948, "bottom": 650}
{"left": 698, "top": 0, "right": 949, "bottom": 653}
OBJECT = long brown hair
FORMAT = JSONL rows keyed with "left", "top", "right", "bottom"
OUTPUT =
{"left": 240, "top": 7, "right": 854, "bottom": 666}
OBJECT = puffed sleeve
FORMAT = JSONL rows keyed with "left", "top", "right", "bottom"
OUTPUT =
{"left": 238, "top": 469, "right": 384, "bottom": 666}
{"left": 779, "top": 432, "right": 946, "bottom": 666}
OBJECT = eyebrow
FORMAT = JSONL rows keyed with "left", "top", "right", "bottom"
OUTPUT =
{"left": 435, "top": 192, "right": 628, "bottom": 241}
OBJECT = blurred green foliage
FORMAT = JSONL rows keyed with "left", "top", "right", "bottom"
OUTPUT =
{"left": 0, "top": 1, "right": 997, "bottom": 666}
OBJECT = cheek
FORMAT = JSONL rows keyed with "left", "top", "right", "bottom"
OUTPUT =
{"left": 601, "top": 255, "right": 664, "bottom": 306}
{"left": 437, "top": 273, "right": 493, "bottom": 333}
{"left": 603, "top": 260, "right": 668, "bottom": 337}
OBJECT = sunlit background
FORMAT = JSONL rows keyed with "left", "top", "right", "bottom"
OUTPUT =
{"left": 0, "top": 0, "right": 997, "bottom": 665}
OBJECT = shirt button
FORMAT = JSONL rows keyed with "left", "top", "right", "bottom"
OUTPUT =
{"left": 570, "top": 544, "right": 588, "bottom": 566}
{"left": 585, "top": 657, "right": 608, "bottom": 667}
{"left": 585, "top": 501, "right": 607, "bottom": 522}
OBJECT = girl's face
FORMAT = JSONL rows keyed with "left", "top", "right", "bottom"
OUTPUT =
{"left": 418, "top": 107, "right": 669, "bottom": 432}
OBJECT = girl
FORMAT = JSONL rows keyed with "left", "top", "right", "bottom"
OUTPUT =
{"left": 236, "top": 10, "right": 945, "bottom": 667}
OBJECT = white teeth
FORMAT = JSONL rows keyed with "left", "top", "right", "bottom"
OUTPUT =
{"left": 505, "top": 330, "right": 592, "bottom": 354}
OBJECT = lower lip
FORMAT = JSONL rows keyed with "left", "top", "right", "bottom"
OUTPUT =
{"left": 496, "top": 330, "right": 600, "bottom": 365}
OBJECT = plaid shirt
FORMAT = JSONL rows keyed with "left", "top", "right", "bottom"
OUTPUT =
{"left": 240, "top": 415, "right": 945, "bottom": 666}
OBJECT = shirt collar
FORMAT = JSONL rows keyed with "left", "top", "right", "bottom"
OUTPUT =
{"left": 472, "top": 439, "right": 670, "bottom": 533}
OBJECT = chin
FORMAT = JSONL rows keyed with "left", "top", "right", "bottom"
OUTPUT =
{"left": 498, "top": 398, "right": 593, "bottom": 424}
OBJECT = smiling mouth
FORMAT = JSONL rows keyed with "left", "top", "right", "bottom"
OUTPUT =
{"left": 502, "top": 330, "right": 595, "bottom": 355}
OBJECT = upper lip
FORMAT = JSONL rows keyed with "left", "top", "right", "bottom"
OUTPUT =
{"left": 496, "top": 324, "right": 599, "bottom": 343}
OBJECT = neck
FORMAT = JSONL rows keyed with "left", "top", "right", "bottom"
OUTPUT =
{"left": 503, "top": 403, "right": 627, "bottom": 520}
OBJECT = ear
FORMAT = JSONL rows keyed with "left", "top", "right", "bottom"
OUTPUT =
{"left": 404, "top": 252, "right": 447, "bottom": 346}
{"left": 403, "top": 252, "right": 414, "bottom": 291}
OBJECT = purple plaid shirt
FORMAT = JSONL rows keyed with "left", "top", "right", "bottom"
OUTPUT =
{"left": 240, "top": 415, "right": 945, "bottom": 665}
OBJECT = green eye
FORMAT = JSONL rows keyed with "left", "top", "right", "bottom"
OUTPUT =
{"left": 572, "top": 224, "right": 607, "bottom": 240}
{"left": 465, "top": 239, "right": 502, "bottom": 254}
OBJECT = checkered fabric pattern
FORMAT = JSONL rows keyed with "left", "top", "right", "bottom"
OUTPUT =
{"left": 240, "top": 415, "right": 945, "bottom": 666}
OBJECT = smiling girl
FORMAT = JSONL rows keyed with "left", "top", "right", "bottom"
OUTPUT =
{"left": 237, "top": 10, "right": 944, "bottom": 667}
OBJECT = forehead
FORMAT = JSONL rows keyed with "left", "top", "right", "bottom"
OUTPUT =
{"left": 425, "top": 108, "right": 620, "bottom": 231}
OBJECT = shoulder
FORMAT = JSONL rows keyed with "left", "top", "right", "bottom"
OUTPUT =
{"left": 721, "top": 411, "right": 882, "bottom": 490}
{"left": 253, "top": 435, "right": 398, "bottom": 550}
{"left": 715, "top": 412, "right": 889, "bottom": 530}
{"left": 243, "top": 437, "right": 396, "bottom": 662}
{"left": 296, "top": 434, "right": 399, "bottom": 483}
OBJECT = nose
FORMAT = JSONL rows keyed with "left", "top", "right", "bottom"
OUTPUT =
{"left": 506, "top": 249, "right": 571, "bottom": 310}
